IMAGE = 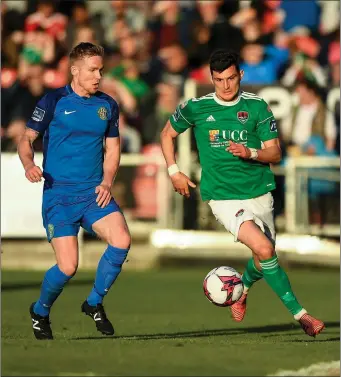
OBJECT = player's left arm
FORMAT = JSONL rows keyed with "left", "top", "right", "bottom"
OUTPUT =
{"left": 96, "top": 136, "right": 121, "bottom": 208}
{"left": 227, "top": 138, "right": 281, "bottom": 163}
{"left": 227, "top": 100, "right": 282, "bottom": 163}
{"left": 96, "top": 100, "right": 121, "bottom": 208}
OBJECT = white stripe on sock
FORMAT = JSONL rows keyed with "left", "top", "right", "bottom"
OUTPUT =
{"left": 294, "top": 308, "right": 307, "bottom": 321}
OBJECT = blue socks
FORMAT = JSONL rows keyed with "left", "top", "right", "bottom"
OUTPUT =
{"left": 33, "top": 245, "right": 129, "bottom": 316}
{"left": 87, "top": 245, "right": 129, "bottom": 306}
{"left": 33, "top": 264, "right": 72, "bottom": 317}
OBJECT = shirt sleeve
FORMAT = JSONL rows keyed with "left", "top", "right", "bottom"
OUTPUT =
{"left": 26, "top": 93, "right": 55, "bottom": 134}
{"left": 256, "top": 99, "right": 279, "bottom": 141}
{"left": 169, "top": 99, "right": 195, "bottom": 134}
{"left": 105, "top": 100, "right": 120, "bottom": 138}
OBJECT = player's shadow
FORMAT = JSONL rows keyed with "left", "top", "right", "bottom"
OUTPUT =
{"left": 73, "top": 321, "right": 340, "bottom": 341}
{"left": 283, "top": 337, "right": 340, "bottom": 343}
{"left": 2, "top": 279, "right": 95, "bottom": 291}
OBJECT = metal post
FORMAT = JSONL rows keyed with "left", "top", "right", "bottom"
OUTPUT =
{"left": 285, "top": 158, "right": 297, "bottom": 234}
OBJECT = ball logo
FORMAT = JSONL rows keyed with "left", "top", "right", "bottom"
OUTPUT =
{"left": 237, "top": 111, "right": 249, "bottom": 124}
{"left": 98, "top": 107, "right": 108, "bottom": 120}
{"left": 218, "top": 275, "right": 243, "bottom": 304}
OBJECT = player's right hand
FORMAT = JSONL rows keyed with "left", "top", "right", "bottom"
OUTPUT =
{"left": 170, "top": 172, "right": 196, "bottom": 198}
{"left": 25, "top": 164, "right": 43, "bottom": 183}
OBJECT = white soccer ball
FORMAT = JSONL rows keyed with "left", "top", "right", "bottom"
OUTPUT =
{"left": 203, "top": 266, "right": 244, "bottom": 307}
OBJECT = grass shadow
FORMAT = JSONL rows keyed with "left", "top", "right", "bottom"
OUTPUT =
{"left": 72, "top": 321, "right": 340, "bottom": 341}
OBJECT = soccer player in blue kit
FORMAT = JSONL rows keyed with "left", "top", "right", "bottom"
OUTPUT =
{"left": 17, "top": 43, "right": 131, "bottom": 340}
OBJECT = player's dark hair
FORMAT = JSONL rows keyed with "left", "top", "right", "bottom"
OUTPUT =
{"left": 209, "top": 49, "right": 240, "bottom": 75}
{"left": 69, "top": 42, "right": 104, "bottom": 63}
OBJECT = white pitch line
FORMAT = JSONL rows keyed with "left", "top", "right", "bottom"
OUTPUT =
{"left": 268, "top": 360, "right": 340, "bottom": 376}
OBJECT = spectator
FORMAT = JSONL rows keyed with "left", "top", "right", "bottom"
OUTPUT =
{"left": 3, "top": 64, "right": 49, "bottom": 151}
{"left": 120, "top": 111, "right": 141, "bottom": 154}
{"left": 196, "top": 0, "right": 244, "bottom": 54}
{"left": 279, "top": 0, "right": 321, "bottom": 34}
{"left": 158, "top": 43, "right": 189, "bottom": 93}
{"left": 281, "top": 79, "right": 337, "bottom": 154}
{"left": 141, "top": 81, "right": 180, "bottom": 146}
{"left": 241, "top": 43, "right": 289, "bottom": 84}
{"left": 281, "top": 31, "right": 327, "bottom": 87}
{"left": 25, "top": 0, "right": 67, "bottom": 42}
{"left": 66, "top": 2, "right": 104, "bottom": 50}
{"left": 72, "top": 25, "right": 98, "bottom": 47}
{"left": 1, "top": 1, "right": 25, "bottom": 68}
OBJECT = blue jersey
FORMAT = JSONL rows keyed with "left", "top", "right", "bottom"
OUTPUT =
{"left": 27, "top": 84, "right": 119, "bottom": 193}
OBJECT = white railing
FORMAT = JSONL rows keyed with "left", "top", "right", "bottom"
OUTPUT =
{"left": 279, "top": 156, "right": 340, "bottom": 236}
{"left": 1, "top": 152, "right": 170, "bottom": 238}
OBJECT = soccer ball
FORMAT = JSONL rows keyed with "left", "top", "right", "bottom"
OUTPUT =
{"left": 203, "top": 266, "right": 244, "bottom": 307}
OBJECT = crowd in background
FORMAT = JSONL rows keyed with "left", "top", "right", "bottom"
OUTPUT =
{"left": 2, "top": 0, "right": 340, "bottom": 152}
{"left": 1, "top": 0, "right": 340, "bottom": 225}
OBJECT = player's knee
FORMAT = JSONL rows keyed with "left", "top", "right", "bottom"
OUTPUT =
{"left": 255, "top": 243, "right": 275, "bottom": 261}
{"left": 58, "top": 262, "right": 78, "bottom": 277}
{"left": 107, "top": 228, "right": 131, "bottom": 250}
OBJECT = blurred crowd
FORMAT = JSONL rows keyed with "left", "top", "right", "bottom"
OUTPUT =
{"left": 1, "top": 0, "right": 340, "bottom": 227}
{"left": 1, "top": 0, "right": 340, "bottom": 156}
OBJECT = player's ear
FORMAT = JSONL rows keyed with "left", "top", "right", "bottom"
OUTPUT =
{"left": 70, "top": 65, "right": 78, "bottom": 76}
{"left": 239, "top": 69, "right": 244, "bottom": 80}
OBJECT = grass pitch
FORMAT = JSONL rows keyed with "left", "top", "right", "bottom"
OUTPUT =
{"left": 2, "top": 266, "right": 340, "bottom": 376}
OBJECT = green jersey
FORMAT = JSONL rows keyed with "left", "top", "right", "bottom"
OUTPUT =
{"left": 169, "top": 91, "right": 279, "bottom": 201}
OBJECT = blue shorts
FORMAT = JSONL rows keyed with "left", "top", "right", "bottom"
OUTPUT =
{"left": 42, "top": 191, "right": 121, "bottom": 242}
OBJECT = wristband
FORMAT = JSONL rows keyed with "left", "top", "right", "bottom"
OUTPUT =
{"left": 249, "top": 148, "right": 258, "bottom": 160}
{"left": 168, "top": 164, "right": 180, "bottom": 176}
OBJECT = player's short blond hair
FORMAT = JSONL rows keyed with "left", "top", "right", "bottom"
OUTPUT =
{"left": 69, "top": 42, "right": 104, "bottom": 63}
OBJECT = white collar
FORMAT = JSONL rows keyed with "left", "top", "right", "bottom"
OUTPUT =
{"left": 213, "top": 92, "right": 241, "bottom": 106}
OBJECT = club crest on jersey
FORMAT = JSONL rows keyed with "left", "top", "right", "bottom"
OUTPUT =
{"left": 98, "top": 107, "right": 108, "bottom": 120}
{"left": 237, "top": 111, "right": 249, "bottom": 124}
{"left": 47, "top": 224, "right": 54, "bottom": 240}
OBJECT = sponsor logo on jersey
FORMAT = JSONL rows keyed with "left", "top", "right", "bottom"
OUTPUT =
{"left": 237, "top": 111, "right": 249, "bottom": 124}
{"left": 270, "top": 119, "right": 277, "bottom": 132}
{"left": 172, "top": 108, "right": 181, "bottom": 122}
{"left": 32, "top": 107, "right": 45, "bottom": 122}
{"left": 235, "top": 209, "right": 244, "bottom": 217}
{"left": 98, "top": 107, "right": 108, "bottom": 120}
{"left": 209, "top": 129, "right": 248, "bottom": 147}
{"left": 206, "top": 115, "right": 216, "bottom": 122}
{"left": 209, "top": 130, "right": 219, "bottom": 141}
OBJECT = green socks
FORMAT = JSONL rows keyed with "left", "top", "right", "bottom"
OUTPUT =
{"left": 242, "top": 258, "right": 263, "bottom": 292}
{"left": 260, "top": 255, "right": 304, "bottom": 317}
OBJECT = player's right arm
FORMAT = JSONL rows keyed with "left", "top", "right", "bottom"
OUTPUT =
{"left": 18, "top": 127, "right": 43, "bottom": 182}
{"left": 18, "top": 93, "right": 53, "bottom": 183}
{"left": 160, "top": 100, "right": 196, "bottom": 198}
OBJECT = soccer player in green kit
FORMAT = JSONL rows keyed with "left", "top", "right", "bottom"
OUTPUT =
{"left": 160, "top": 49, "right": 324, "bottom": 337}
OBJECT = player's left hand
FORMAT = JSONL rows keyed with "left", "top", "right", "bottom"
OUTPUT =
{"left": 95, "top": 183, "right": 112, "bottom": 208}
{"left": 226, "top": 141, "right": 251, "bottom": 159}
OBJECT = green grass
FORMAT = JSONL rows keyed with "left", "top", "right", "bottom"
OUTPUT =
{"left": 2, "top": 266, "right": 340, "bottom": 376}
